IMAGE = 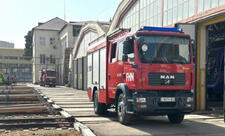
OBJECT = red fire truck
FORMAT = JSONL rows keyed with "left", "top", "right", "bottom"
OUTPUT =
{"left": 87, "top": 26, "right": 194, "bottom": 124}
{"left": 39, "top": 69, "right": 56, "bottom": 87}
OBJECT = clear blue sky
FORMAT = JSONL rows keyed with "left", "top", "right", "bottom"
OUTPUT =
{"left": 0, "top": 0, "right": 121, "bottom": 48}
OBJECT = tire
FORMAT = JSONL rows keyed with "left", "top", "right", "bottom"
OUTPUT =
{"left": 168, "top": 113, "right": 184, "bottom": 124}
{"left": 94, "top": 91, "right": 107, "bottom": 115}
{"left": 117, "top": 93, "right": 132, "bottom": 125}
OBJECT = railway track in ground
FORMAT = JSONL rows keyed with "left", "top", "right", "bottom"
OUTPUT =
{"left": 0, "top": 85, "right": 74, "bottom": 130}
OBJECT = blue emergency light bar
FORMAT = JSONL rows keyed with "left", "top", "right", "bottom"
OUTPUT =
{"left": 139, "top": 26, "right": 183, "bottom": 33}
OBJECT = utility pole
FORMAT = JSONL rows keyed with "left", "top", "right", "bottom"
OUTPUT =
{"left": 64, "top": 0, "right": 66, "bottom": 21}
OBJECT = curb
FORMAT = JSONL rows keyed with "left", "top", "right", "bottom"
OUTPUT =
{"left": 74, "top": 122, "right": 96, "bottom": 136}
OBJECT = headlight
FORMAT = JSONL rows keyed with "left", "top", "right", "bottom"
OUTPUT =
{"left": 141, "top": 44, "right": 148, "bottom": 52}
{"left": 187, "top": 97, "right": 193, "bottom": 103}
{"left": 136, "top": 98, "right": 146, "bottom": 103}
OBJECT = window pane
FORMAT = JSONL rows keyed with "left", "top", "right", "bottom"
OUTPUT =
{"left": 178, "top": 4, "right": 183, "bottom": 21}
{"left": 150, "top": 3, "right": 153, "bottom": 17}
{"left": 147, "top": 5, "right": 150, "bottom": 19}
{"left": 154, "top": 1, "right": 158, "bottom": 15}
{"left": 118, "top": 42, "right": 123, "bottom": 61}
{"left": 178, "top": 0, "right": 183, "bottom": 4}
{"left": 140, "top": 0, "right": 144, "bottom": 9}
{"left": 163, "top": 12, "right": 168, "bottom": 26}
{"left": 219, "top": 0, "right": 225, "bottom": 5}
{"left": 212, "top": 0, "right": 219, "bottom": 7}
{"left": 198, "top": 0, "right": 204, "bottom": 12}
{"left": 168, "top": 9, "right": 172, "bottom": 25}
{"left": 158, "top": 14, "right": 161, "bottom": 26}
{"left": 144, "top": 7, "right": 147, "bottom": 21}
{"left": 154, "top": 16, "right": 158, "bottom": 26}
{"left": 173, "top": 7, "right": 178, "bottom": 23}
{"left": 173, "top": 0, "right": 178, "bottom": 6}
{"left": 189, "top": 0, "right": 195, "bottom": 16}
{"left": 204, "top": 0, "right": 211, "bottom": 10}
{"left": 168, "top": 0, "right": 173, "bottom": 9}
{"left": 183, "top": 1, "right": 188, "bottom": 18}
{"left": 110, "top": 43, "right": 117, "bottom": 63}
{"left": 140, "top": 9, "right": 144, "bottom": 22}
{"left": 164, "top": 0, "right": 168, "bottom": 11}
{"left": 130, "top": 15, "right": 133, "bottom": 27}
{"left": 158, "top": 0, "right": 161, "bottom": 13}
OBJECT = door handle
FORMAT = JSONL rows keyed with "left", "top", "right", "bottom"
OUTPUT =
{"left": 108, "top": 74, "right": 111, "bottom": 80}
{"left": 123, "top": 73, "right": 126, "bottom": 79}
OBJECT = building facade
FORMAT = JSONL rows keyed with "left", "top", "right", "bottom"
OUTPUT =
{"left": 0, "top": 40, "right": 14, "bottom": 48}
{"left": 59, "top": 22, "right": 84, "bottom": 85}
{"left": 0, "top": 48, "right": 32, "bottom": 82}
{"left": 109, "top": 0, "right": 225, "bottom": 111}
{"left": 32, "top": 17, "right": 84, "bottom": 85}
{"left": 32, "top": 17, "right": 67, "bottom": 84}
{"left": 70, "top": 21, "right": 110, "bottom": 90}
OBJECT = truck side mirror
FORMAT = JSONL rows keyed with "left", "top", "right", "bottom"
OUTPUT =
{"left": 191, "top": 39, "right": 196, "bottom": 63}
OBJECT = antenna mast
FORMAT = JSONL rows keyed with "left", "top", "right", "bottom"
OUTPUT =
{"left": 64, "top": 0, "right": 66, "bottom": 21}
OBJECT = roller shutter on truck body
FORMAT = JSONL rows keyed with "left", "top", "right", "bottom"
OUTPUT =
{"left": 93, "top": 50, "right": 99, "bottom": 86}
{"left": 87, "top": 39, "right": 106, "bottom": 91}
{"left": 83, "top": 56, "right": 87, "bottom": 90}
{"left": 87, "top": 53, "right": 92, "bottom": 89}
{"left": 99, "top": 47, "right": 106, "bottom": 89}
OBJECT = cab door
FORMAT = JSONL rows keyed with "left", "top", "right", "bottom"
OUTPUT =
{"left": 107, "top": 42, "right": 124, "bottom": 98}
{"left": 122, "top": 39, "right": 137, "bottom": 90}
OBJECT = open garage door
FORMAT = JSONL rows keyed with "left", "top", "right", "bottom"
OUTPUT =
{"left": 206, "top": 21, "right": 225, "bottom": 113}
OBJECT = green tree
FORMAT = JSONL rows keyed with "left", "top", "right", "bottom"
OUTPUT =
{"left": 24, "top": 30, "right": 33, "bottom": 57}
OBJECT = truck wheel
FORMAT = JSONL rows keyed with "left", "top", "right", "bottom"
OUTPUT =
{"left": 168, "top": 113, "right": 184, "bottom": 124}
{"left": 117, "top": 93, "right": 132, "bottom": 124}
{"left": 94, "top": 91, "right": 107, "bottom": 115}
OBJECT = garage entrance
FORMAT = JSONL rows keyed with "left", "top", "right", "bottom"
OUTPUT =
{"left": 206, "top": 21, "right": 225, "bottom": 112}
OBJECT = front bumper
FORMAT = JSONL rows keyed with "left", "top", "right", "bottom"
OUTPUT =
{"left": 126, "top": 90, "right": 194, "bottom": 115}
{"left": 45, "top": 81, "right": 56, "bottom": 85}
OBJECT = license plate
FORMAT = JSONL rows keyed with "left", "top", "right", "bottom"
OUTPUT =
{"left": 160, "top": 97, "right": 175, "bottom": 102}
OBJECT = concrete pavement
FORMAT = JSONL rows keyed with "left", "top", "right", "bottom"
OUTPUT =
{"left": 29, "top": 85, "right": 225, "bottom": 136}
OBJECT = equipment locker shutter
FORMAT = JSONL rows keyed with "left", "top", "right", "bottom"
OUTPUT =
{"left": 73, "top": 60, "right": 78, "bottom": 89}
{"left": 78, "top": 58, "right": 83, "bottom": 90}
{"left": 87, "top": 54, "right": 92, "bottom": 90}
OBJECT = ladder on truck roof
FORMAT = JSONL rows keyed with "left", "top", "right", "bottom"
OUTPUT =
{"left": 107, "top": 28, "right": 131, "bottom": 41}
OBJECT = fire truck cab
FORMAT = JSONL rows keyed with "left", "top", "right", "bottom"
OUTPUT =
{"left": 39, "top": 69, "right": 56, "bottom": 87}
{"left": 87, "top": 26, "right": 194, "bottom": 124}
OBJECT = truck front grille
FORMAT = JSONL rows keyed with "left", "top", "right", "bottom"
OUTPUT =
{"left": 148, "top": 73, "right": 185, "bottom": 86}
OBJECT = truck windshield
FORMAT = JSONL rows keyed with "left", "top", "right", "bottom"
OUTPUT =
{"left": 46, "top": 71, "right": 56, "bottom": 77}
{"left": 137, "top": 35, "right": 191, "bottom": 64}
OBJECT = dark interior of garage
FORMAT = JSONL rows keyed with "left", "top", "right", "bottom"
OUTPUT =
{"left": 206, "top": 21, "right": 225, "bottom": 112}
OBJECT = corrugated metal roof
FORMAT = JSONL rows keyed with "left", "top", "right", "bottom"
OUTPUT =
{"left": 98, "top": 22, "right": 110, "bottom": 33}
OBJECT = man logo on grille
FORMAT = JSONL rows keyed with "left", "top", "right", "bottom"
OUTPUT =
{"left": 160, "top": 75, "right": 175, "bottom": 79}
